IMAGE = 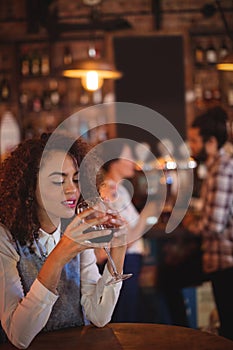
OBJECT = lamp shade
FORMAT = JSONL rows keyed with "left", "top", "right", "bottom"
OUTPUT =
{"left": 62, "top": 58, "right": 122, "bottom": 91}
{"left": 216, "top": 52, "right": 233, "bottom": 71}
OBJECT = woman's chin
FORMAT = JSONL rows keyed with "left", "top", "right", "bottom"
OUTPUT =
{"left": 61, "top": 207, "right": 76, "bottom": 218}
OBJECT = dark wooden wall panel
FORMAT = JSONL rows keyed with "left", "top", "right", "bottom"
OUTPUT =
{"left": 113, "top": 35, "right": 186, "bottom": 154}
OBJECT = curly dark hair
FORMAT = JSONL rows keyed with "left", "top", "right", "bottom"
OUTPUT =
{"left": 0, "top": 132, "right": 102, "bottom": 245}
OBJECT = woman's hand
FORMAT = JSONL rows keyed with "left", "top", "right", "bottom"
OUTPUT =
{"left": 37, "top": 209, "right": 111, "bottom": 293}
{"left": 63, "top": 208, "right": 111, "bottom": 248}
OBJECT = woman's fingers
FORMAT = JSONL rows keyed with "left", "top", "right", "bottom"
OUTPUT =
{"left": 68, "top": 208, "right": 108, "bottom": 230}
{"left": 66, "top": 227, "right": 112, "bottom": 248}
{"left": 64, "top": 210, "right": 112, "bottom": 246}
{"left": 71, "top": 207, "right": 95, "bottom": 225}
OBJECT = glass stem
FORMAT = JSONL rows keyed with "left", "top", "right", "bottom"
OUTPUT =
{"left": 104, "top": 247, "right": 118, "bottom": 276}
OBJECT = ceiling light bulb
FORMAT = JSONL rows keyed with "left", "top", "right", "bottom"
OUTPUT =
{"left": 81, "top": 71, "right": 103, "bottom": 91}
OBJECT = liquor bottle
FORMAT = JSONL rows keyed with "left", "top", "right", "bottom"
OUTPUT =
{"left": 194, "top": 42, "right": 205, "bottom": 67}
{"left": 19, "top": 90, "right": 29, "bottom": 110}
{"left": 203, "top": 87, "right": 213, "bottom": 102}
{"left": 194, "top": 81, "right": 203, "bottom": 108}
{"left": 31, "top": 50, "right": 41, "bottom": 76}
{"left": 63, "top": 46, "right": 73, "bottom": 66}
{"left": 32, "top": 93, "right": 42, "bottom": 112}
{"left": 206, "top": 41, "right": 217, "bottom": 65}
{"left": 41, "top": 50, "right": 50, "bottom": 76}
{"left": 0, "top": 77, "right": 10, "bottom": 102}
{"left": 20, "top": 48, "right": 30, "bottom": 76}
{"left": 79, "top": 87, "right": 90, "bottom": 105}
{"left": 219, "top": 40, "right": 229, "bottom": 61}
{"left": 92, "top": 88, "right": 102, "bottom": 104}
{"left": 49, "top": 79, "right": 60, "bottom": 107}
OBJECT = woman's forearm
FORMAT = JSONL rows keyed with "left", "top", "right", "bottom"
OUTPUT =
{"left": 37, "top": 254, "right": 63, "bottom": 294}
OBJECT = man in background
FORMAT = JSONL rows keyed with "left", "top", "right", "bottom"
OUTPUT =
{"left": 185, "top": 106, "right": 233, "bottom": 340}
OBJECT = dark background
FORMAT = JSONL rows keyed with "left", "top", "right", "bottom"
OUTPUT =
{"left": 114, "top": 35, "right": 186, "bottom": 155}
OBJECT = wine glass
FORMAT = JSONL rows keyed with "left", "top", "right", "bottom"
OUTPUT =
{"left": 77, "top": 197, "right": 132, "bottom": 285}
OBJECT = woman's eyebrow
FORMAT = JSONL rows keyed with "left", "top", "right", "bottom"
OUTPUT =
{"left": 49, "top": 171, "right": 79, "bottom": 177}
{"left": 49, "top": 172, "right": 66, "bottom": 177}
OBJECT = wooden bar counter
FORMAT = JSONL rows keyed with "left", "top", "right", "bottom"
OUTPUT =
{"left": 1, "top": 323, "right": 233, "bottom": 350}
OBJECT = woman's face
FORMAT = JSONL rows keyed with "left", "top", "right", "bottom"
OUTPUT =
{"left": 36, "top": 151, "right": 80, "bottom": 228}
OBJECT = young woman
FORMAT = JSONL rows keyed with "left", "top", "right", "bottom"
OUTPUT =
{"left": 0, "top": 132, "right": 127, "bottom": 349}
{"left": 99, "top": 140, "right": 156, "bottom": 322}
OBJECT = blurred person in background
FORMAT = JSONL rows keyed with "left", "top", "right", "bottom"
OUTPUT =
{"left": 99, "top": 140, "right": 156, "bottom": 323}
{"left": 184, "top": 106, "right": 233, "bottom": 340}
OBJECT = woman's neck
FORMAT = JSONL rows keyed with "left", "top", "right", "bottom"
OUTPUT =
{"left": 38, "top": 211, "right": 61, "bottom": 234}
{"left": 38, "top": 213, "right": 60, "bottom": 234}
{"left": 40, "top": 222, "right": 59, "bottom": 234}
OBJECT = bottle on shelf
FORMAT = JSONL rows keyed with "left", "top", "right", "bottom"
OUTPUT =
{"left": 63, "top": 46, "right": 73, "bottom": 66}
{"left": 31, "top": 50, "right": 41, "bottom": 76}
{"left": 20, "top": 48, "right": 30, "bottom": 76}
{"left": 194, "top": 80, "right": 204, "bottom": 109}
{"left": 218, "top": 40, "right": 229, "bottom": 61}
{"left": 92, "top": 88, "right": 102, "bottom": 104}
{"left": 203, "top": 87, "right": 213, "bottom": 102}
{"left": 19, "top": 90, "right": 29, "bottom": 110}
{"left": 49, "top": 79, "right": 60, "bottom": 107}
{"left": 79, "top": 87, "right": 90, "bottom": 105}
{"left": 205, "top": 41, "right": 218, "bottom": 66}
{"left": 0, "top": 77, "right": 10, "bottom": 102}
{"left": 41, "top": 50, "right": 50, "bottom": 76}
{"left": 32, "top": 93, "right": 42, "bottom": 112}
{"left": 194, "top": 42, "right": 205, "bottom": 67}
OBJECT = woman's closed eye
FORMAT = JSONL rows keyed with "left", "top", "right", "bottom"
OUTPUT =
{"left": 51, "top": 178, "right": 79, "bottom": 186}
{"left": 49, "top": 172, "right": 65, "bottom": 185}
{"left": 73, "top": 175, "right": 80, "bottom": 184}
{"left": 49, "top": 171, "right": 79, "bottom": 186}
{"left": 52, "top": 178, "right": 65, "bottom": 185}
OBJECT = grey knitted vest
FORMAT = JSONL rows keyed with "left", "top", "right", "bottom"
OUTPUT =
{"left": 16, "top": 240, "right": 85, "bottom": 332}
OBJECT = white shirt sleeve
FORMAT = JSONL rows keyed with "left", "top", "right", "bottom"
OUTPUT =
{"left": 80, "top": 249, "right": 122, "bottom": 327}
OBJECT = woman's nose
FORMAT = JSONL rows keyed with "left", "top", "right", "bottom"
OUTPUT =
{"left": 65, "top": 181, "right": 78, "bottom": 194}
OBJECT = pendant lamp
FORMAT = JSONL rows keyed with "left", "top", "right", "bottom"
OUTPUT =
{"left": 215, "top": 0, "right": 233, "bottom": 71}
{"left": 62, "top": 55, "right": 122, "bottom": 92}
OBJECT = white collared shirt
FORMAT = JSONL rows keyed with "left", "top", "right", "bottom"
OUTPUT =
{"left": 38, "top": 225, "right": 61, "bottom": 256}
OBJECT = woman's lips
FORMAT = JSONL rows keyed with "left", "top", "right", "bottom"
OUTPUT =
{"left": 62, "top": 199, "right": 77, "bottom": 209}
